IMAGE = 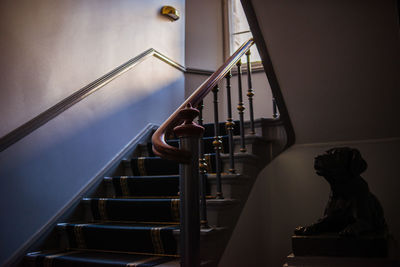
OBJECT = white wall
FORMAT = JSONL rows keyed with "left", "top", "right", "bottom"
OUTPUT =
{"left": 0, "top": 0, "right": 185, "bottom": 265}
{"left": 185, "top": 0, "right": 224, "bottom": 70}
{"left": 0, "top": 0, "right": 185, "bottom": 136}
{"left": 220, "top": 0, "right": 400, "bottom": 266}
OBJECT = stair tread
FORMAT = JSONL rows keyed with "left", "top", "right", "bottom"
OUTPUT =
{"left": 83, "top": 197, "right": 179, "bottom": 202}
{"left": 25, "top": 250, "right": 178, "bottom": 266}
{"left": 105, "top": 175, "right": 180, "bottom": 180}
{"left": 58, "top": 222, "right": 225, "bottom": 233}
{"left": 129, "top": 154, "right": 216, "bottom": 160}
{"left": 84, "top": 197, "right": 237, "bottom": 203}
{"left": 58, "top": 222, "right": 179, "bottom": 228}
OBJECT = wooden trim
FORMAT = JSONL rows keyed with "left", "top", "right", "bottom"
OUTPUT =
{"left": 240, "top": 0, "right": 295, "bottom": 148}
{"left": 231, "top": 61, "right": 264, "bottom": 75}
{"left": 0, "top": 49, "right": 184, "bottom": 153}
{"left": 152, "top": 38, "right": 255, "bottom": 163}
{"left": 185, "top": 68, "right": 214, "bottom": 76}
{"left": 222, "top": 0, "right": 231, "bottom": 61}
{"left": 2, "top": 124, "right": 158, "bottom": 267}
{"left": 186, "top": 63, "right": 264, "bottom": 76}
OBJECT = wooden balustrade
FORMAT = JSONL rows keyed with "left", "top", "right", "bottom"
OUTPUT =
{"left": 152, "top": 38, "right": 260, "bottom": 267}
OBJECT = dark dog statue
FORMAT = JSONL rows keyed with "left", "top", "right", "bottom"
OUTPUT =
{"left": 295, "top": 147, "right": 387, "bottom": 237}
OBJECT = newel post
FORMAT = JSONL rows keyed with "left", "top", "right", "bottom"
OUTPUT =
{"left": 173, "top": 104, "right": 204, "bottom": 267}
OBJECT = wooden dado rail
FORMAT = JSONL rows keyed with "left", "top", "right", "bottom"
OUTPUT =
{"left": 152, "top": 38, "right": 279, "bottom": 267}
{"left": 0, "top": 48, "right": 186, "bottom": 153}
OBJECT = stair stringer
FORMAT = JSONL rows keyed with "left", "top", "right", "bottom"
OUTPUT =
{"left": 16, "top": 123, "right": 158, "bottom": 267}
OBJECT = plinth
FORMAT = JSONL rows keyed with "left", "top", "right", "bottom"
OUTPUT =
{"left": 284, "top": 235, "right": 399, "bottom": 267}
{"left": 292, "top": 234, "right": 388, "bottom": 257}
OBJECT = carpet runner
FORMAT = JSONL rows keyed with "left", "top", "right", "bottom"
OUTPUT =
{"left": 24, "top": 121, "right": 240, "bottom": 266}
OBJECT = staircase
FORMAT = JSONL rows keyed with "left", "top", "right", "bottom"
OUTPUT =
{"left": 23, "top": 118, "right": 284, "bottom": 266}
{"left": 20, "top": 38, "right": 292, "bottom": 266}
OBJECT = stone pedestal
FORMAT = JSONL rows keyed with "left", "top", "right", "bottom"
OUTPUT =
{"left": 284, "top": 234, "right": 399, "bottom": 267}
{"left": 284, "top": 253, "right": 399, "bottom": 267}
{"left": 292, "top": 234, "right": 388, "bottom": 257}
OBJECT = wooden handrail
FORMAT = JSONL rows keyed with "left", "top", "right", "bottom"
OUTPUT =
{"left": 152, "top": 38, "right": 254, "bottom": 163}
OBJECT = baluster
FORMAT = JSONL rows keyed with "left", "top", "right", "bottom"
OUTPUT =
{"left": 272, "top": 98, "right": 279, "bottom": 119}
{"left": 246, "top": 50, "right": 255, "bottom": 135}
{"left": 197, "top": 101, "right": 209, "bottom": 228}
{"left": 225, "top": 71, "right": 235, "bottom": 173}
{"left": 173, "top": 104, "right": 204, "bottom": 267}
{"left": 212, "top": 85, "right": 223, "bottom": 199}
{"left": 236, "top": 60, "right": 246, "bottom": 152}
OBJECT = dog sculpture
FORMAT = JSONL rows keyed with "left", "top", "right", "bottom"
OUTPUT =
{"left": 294, "top": 147, "right": 387, "bottom": 236}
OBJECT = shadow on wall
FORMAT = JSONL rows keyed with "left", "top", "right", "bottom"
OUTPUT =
{"left": 0, "top": 70, "right": 184, "bottom": 265}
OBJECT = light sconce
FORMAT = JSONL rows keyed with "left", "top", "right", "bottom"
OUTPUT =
{"left": 161, "top": 6, "right": 180, "bottom": 21}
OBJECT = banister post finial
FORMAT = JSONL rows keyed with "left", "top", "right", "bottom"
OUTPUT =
{"left": 173, "top": 104, "right": 204, "bottom": 139}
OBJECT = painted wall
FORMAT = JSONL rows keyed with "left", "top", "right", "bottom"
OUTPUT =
{"left": 220, "top": 0, "right": 400, "bottom": 266}
{"left": 185, "top": 0, "right": 224, "bottom": 70}
{"left": 0, "top": 0, "right": 185, "bottom": 136}
{"left": 0, "top": 0, "right": 185, "bottom": 265}
{"left": 250, "top": 0, "right": 400, "bottom": 144}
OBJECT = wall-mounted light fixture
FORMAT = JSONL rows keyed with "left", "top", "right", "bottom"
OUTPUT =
{"left": 161, "top": 6, "right": 180, "bottom": 21}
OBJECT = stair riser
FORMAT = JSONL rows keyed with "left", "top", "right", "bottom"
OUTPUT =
{"left": 104, "top": 177, "right": 180, "bottom": 198}
{"left": 230, "top": 137, "right": 272, "bottom": 158}
{"left": 209, "top": 181, "right": 248, "bottom": 200}
{"left": 84, "top": 199, "right": 180, "bottom": 223}
{"left": 220, "top": 157, "right": 259, "bottom": 176}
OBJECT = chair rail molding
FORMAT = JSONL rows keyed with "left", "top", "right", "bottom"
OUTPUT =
{"left": 0, "top": 49, "right": 185, "bottom": 153}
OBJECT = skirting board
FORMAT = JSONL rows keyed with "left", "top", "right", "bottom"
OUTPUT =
{"left": 3, "top": 123, "right": 158, "bottom": 267}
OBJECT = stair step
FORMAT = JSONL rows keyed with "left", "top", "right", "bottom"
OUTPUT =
{"left": 24, "top": 250, "right": 177, "bottom": 267}
{"left": 81, "top": 197, "right": 238, "bottom": 226}
{"left": 137, "top": 135, "right": 230, "bottom": 158}
{"left": 82, "top": 198, "right": 180, "bottom": 223}
{"left": 130, "top": 157, "right": 179, "bottom": 176}
{"left": 57, "top": 222, "right": 179, "bottom": 255}
{"left": 104, "top": 175, "right": 180, "bottom": 197}
{"left": 202, "top": 120, "right": 240, "bottom": 137}
{"left": 162, "top": 135, "right": 230, "bottom": 156}
{"left": 126, "top": 154, "right": 218, "bottom": 176}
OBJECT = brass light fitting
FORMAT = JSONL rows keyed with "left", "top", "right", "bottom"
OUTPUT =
{"left": 161, "top": 6, "right": 180, "bottom": 21}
